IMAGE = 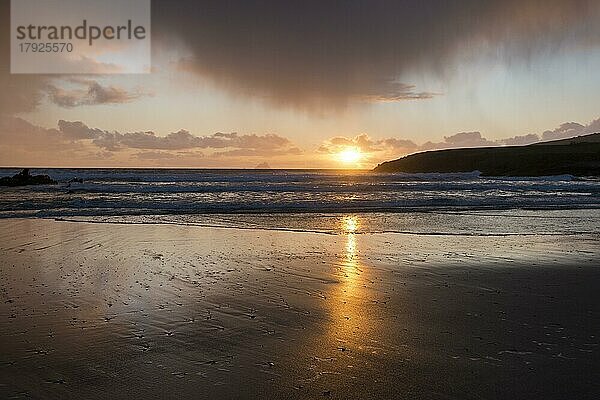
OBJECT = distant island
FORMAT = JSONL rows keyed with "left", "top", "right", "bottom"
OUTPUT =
{"left": 255, "top": 162, "right": 272, "bottom": 169}
{"left": 374, "top": 133, "right": 600, "bottom": 176}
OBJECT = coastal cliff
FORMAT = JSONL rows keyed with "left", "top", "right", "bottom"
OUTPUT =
{"left": 374, "top": 133, "right": 600, "bottom": 176}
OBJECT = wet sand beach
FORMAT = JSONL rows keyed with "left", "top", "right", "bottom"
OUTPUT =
{"left": 0, "top": 217, "right": 599, "bottom": 399}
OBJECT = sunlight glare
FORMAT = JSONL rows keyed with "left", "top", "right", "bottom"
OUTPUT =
{"left": 337, "top": 147, "right": 362, "bottom": 165}
{"left": 342, "top": 215, "right": 359, "bottom": 233}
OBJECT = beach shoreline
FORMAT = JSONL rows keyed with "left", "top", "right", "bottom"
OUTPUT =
{"left": 0, "top": 217, "right": 599, "bottom": 399}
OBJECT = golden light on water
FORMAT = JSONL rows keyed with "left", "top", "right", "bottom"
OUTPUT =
{"left": 342, "top": 215, "right": 359, "bottom": 233}
{"left": 337, "top": 147, "right": 362, "bottom": 165}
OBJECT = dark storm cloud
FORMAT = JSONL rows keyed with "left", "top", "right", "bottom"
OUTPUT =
{"left": 153, "top": 0, "right": 600, "bottom": 108}
{"left": 2, "top": 1, "right": 599, "bottom": 114}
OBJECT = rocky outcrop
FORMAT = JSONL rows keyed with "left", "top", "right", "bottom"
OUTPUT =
{"left": 374, "top": 133, "right": 600, "bottom": 177}
{"left": 0, "top": 169, "right": 57, "bottom": 187}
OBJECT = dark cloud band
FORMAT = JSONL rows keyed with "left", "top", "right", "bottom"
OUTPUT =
{"left": 153, "top": 0, "right": 599, "bottom": 108}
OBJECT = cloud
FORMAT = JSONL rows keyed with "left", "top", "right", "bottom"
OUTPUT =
{"left": 210, "top": 132, "right": 298, "bottom": 150}
{"left": 46, "top": 120, "right": 302, "bottom": 157}
{"left": 541, "top": 118, "right": 600, "bottom": 141}
{"left": 213, "top": 147, "right": 302, "bottom": 157}
{"left": 496, "top": 118, "right": 600, "bottom": 146}
{"left": 46, "top": 79, "right": 148, "bottom": 108}
{"left": 318, "top": 117, "right": 600, "bottom": 160}
{"left": 353, "top": 82, "right": 439, "bottom": 103}
{"left": 0, "top": 75, "right": 48, "bottom": 115}
{"left": 58, "top": 120, "right": 105, "bottom": 140}
{"left": 499, "top": 134, "right": 540, "bottom": 146}
{"left": 108, "top": 129, "right": 202, "bottom": 151}
{"left": 0, "top": 115, "right": 304, "bottom": 166}
{"left": 542, "top": 122, "right": 585, "bottom": 141}
{"left": 382, "top": 138, "right": 420, "bottom": 152}
{"left": 2, "top": 114, "right": 598, "bottom": 167}
{"left": 135, "top": 151, "right": 182, "bottom": 160}
{"left": 421, "top": 131, "right": 496, "bottom": 150}
{"left": 0, "top": 115, "right": 101, "bottom": 167}
{"left": 318, "top": 133, "right": 417, "bottom": 160}
{"left": 2, "top": 1, "right": 599, "bottom": 120}
{"left": 0, "top": 115, "right": 62, "bottom": 150}
{"left": 154, "top": 0, "right": 600, "bottom": 109}
{"left": 318, "top": 131, "right": 494, "bottom": 160}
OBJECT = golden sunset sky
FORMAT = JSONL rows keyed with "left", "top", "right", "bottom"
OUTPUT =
{"left": 1, "top": 0, "right": 600, "bottom": 168}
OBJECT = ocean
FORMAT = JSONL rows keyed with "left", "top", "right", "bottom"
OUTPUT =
{"left": 1, "top": 168, "right": 598, "bottom": 235}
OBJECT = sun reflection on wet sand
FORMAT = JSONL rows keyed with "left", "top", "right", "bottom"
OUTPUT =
{"left": 319, "top": 215, "right": 382, "bottom": 371}
{"left": 341, "top": 216, "right": 360, "bottom": 298}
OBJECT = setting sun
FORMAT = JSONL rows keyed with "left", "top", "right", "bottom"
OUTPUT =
{"left": 337, "top": 147, "right": 362, "bottom": 164}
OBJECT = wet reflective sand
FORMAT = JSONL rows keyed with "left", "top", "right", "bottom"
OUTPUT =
{"left": 0, "top": 217, "right": 599, "bottom": 399}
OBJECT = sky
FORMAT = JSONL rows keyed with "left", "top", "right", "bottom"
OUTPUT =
{"left": 1, "top": 0, "right": 600, "bottom": 168}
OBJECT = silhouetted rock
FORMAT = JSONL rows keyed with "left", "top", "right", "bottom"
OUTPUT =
{"left": 0, "top": 169, "right": 57, "bottom": 187}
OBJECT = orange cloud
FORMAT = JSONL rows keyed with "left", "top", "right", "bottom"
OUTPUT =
{"left": 0, "top": 116, "right": 302, "bottom": 167}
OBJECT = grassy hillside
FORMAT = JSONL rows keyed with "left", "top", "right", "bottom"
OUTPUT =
{"left": 374, "top": 133, "right": 600, "bottom": 176}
